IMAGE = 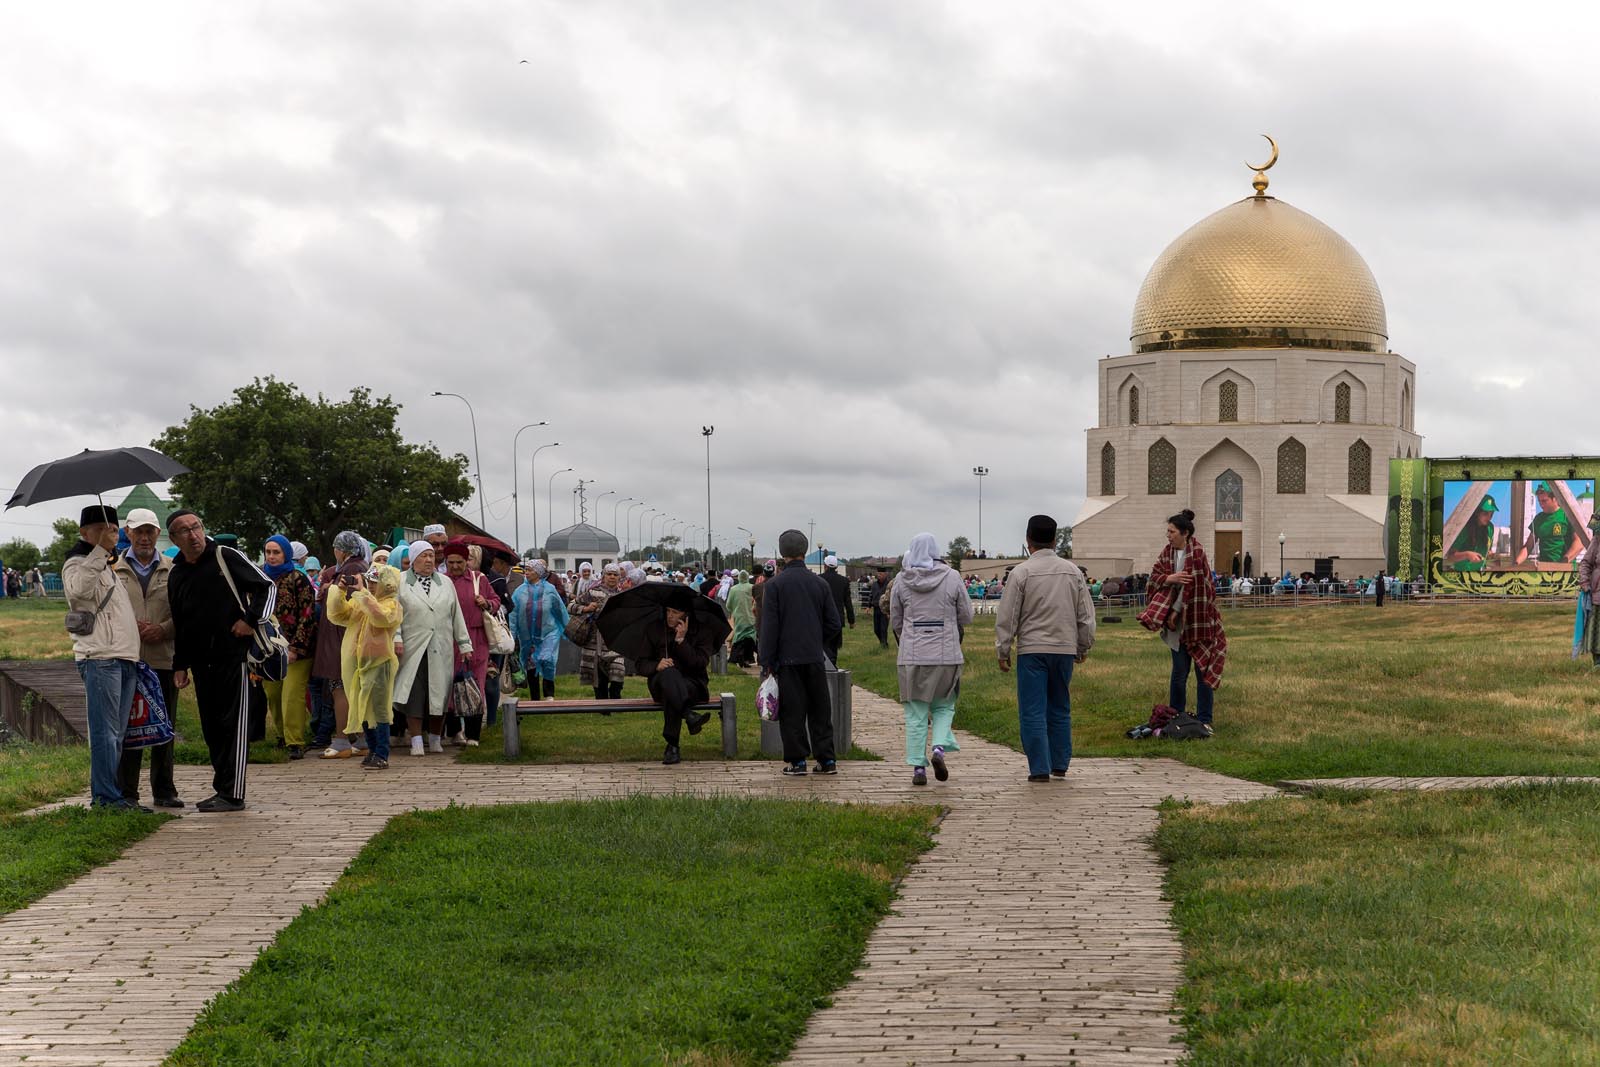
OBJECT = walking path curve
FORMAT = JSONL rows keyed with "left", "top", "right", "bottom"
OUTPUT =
{"left": 1, "top": 688, "right": 1275, "bottom": 1067}
{"left": 1279, "top": 774, "right": 1600, "bottom": 793}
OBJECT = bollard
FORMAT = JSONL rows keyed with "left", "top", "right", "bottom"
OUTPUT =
{"left": 719, "top": 692, "right": 738, "bottom": 758}
{"left": 712, "top": 646, "right": 729, "bottom": 675}
{"left": 504, "top": 704, "right": 521, "bottom": 758}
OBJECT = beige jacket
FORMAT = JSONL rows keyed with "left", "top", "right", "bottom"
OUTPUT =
{"left": 113, "top": 552, "right": 176, "bottom": 669}
{"left": 994, "top": 550, "right": 1097, "bottom": 657}
{"left": 62, "top": 545, "right": 141, "bottom": 662}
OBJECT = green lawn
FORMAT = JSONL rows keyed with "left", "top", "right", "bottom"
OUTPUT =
{"left": 167, "top": 795, "right": 938, "bottom": 1067}
{"left": 840, "top": 601, "right": 1600, "bottom": 782}
{"left": 0, "top": 805, "right": 167, "bottom": 916}
{"left": 1157, "top": 784, "right": 1600, "bottom": 1065}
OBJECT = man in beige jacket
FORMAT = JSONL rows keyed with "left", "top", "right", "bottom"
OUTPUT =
{"left": 113, "top": 508, "right": 183, "bottom": 808}
{"left": 61, "top": 504, "right": 144, "bottom": 810}
{"left": 995, "top": 514, "right": 1096, "bottom": 782}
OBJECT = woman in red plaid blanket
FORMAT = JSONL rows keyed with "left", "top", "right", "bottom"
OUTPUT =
{"left": 1137, "top": 509, "right": 1227, "bottom": 726}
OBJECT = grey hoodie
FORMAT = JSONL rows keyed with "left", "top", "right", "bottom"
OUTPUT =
{"left": 889, "top": 563, "right": 973, "bottom": 666}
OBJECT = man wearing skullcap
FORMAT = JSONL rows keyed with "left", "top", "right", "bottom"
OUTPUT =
{"left": 820, "top": 554, "right": 855, "bottom": 665}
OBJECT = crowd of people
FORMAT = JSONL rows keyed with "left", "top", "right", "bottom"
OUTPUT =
{"left": 0, "top": 562, "right": 46, "bottom": 598}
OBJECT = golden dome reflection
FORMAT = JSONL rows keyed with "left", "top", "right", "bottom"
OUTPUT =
{"left": 1129, "top": 192, "right": 1388, "bottom": 355}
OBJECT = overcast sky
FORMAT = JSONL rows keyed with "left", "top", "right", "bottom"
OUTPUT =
{"left": 3, "top": 1, "right": 1598, "bottom": 561}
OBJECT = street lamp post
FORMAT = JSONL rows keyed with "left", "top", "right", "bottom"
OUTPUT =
{"left": 652, "top": 514, "right": 669, "bottom": 562}
{"left": 613, "top": 496, "right": 632, "bottom": 548}
{"left": 626, "top": 501, "right": 646, "bottom": 558}
{"left": 738, "top": 525, "right": 755, "bottom": 571}
{"left": 510, "top": 421, "right": 549, "bottom": 555}
{"left": 702, "top": 426, "right": 714, "bottom": 565}
{"left": 529, "top": 442, "right": 560, "bottom": 557}
{"left": 432, "top": 391, "right": 486, "bottom": 529}
{"left": 638, "top": 508, "right": 656, "bottom": 562}
{"left": 1278, "top": 531, "right": 1287, "bottom": 579}
{"left": 595, "top": 490, "right": 616, "bottom": 532}
{"left": 547, "top": 468, "right": 574, "bottom": 535}
{"left": 972, "top": 466, "right": 989, "bottom": 557}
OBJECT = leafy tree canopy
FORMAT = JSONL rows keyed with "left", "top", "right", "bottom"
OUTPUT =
{"left": 947, "top": 535, "right": 972, "bottom": 564}
{"left": 0, "top": 537, "right": 43, "bottom": 572}
{"left": 152, "top": 378, "right": 472, "bottom": 557}
{"left": 46, "top": 518, "right": 80, "bottom": 570}
{"left": 1056, "top": 524, "right": 1073, "bottom": 559}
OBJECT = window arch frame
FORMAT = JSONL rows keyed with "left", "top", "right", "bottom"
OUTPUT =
{"left": 1147, "top": 438, "right": 1176, "bottom": 495}
{"left": 1277, "top": 437, "right": 1307, "bottom": 494}
{"left": 1218, "top": 379, "right": 1239, "bottom": 423}
{"left": 1348, "top": 438, "right": 1372, "bottom": 494}
{"left": 1100, "top": 442, "right": 1116, "bottom": 496}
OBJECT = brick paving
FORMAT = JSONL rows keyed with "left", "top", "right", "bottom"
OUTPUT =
{"left": 1279, "top": 774, "right": 1600, "bottom": 793}
{"left": 1, "top": 688, "right": 1275, "bottom": 1066}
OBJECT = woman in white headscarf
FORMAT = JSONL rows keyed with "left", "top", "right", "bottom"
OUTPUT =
{"left": 393, "top": 541, "right": 472, "bottom": 756}
{"left": 889, "top": 532, "right": 973, "bottom": 786}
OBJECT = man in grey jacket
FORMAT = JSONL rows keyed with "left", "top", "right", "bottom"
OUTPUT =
{"left": 995, "top": 514, "right": 1096, "bottom": 782}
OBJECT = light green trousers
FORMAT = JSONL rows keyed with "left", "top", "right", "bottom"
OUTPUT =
{"left": 903, "top": 697, "right": 960, "bottom": 767}
{"left": 263, "top": 658, "right": 313, "bottom": 747}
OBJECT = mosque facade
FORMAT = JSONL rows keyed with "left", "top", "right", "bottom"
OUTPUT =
{"left": 1071, "top": 154, "right": 1423, "bottom": 580}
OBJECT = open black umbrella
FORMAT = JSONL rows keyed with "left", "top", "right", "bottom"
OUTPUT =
{"left": 5, "top": 447, "right": 190, "bottom": 510}
{"left": 595, "top": 582, "right": 732, "bottom": 660}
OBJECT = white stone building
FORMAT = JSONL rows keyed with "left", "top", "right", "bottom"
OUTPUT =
{"left": 1072, "top": 164, "right": 1423, "bottom": 580}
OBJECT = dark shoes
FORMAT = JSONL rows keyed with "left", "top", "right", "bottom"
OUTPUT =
{"left": 782, "top": 761, "right": 808, "bottom": 776}
{"left": 196, "top": 795, "right": 245, "bottom": 812}
{"left": 662, "top": 745, "right": 682, "bottom": 765}
{"left": 362, "top": 757, "right": 389, "bottom": 771}
{"left": 912, "top": 766, "right": 927, "bottom": 786}
{"left": 288, "top": 746, "right": 304, "bottom": 760}
{"left": 153, "top": 796, "right": 185, "bottom": 809}
{"left": 1051, "top": 769, "right": 1068, "bottom": 778}
{"left": 814, "top": 760, "right": 837, "bottom": 776}
{"left": 1027, "top": 774, "right": 1051, "bottom": 783}
{"left": 685, "top": 711, "right": 711, "bottom": 736}
{"left": 931, "top": 747, "right": 949, "bottom": 782}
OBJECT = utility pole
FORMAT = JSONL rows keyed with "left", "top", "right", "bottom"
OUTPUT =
{"left": 972, "top": 466, "right": 989, "bottom": 557}
{"left": 702, "top": 426, "right": 714, "bottom": 566}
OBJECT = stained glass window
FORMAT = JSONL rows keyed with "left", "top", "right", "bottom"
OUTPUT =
{"left": 1128, "top": 385, "right": 1140, "bottom": 425}
{"left": 1219, "top": 380, "right": 1238, "bottom": 422}
{"left": 1349, "top": 439, "right": 1372, "bottom": 494}
{"left": 1148, "top": 438, "right": 1176, "bottom": 494}
{"left": 1100, "top": 442, "right": 1116, "bottom": 495}
{"left": 1278, "top": 438, "right": 1306, "bottom": 494}
{"left": 1216, "top": 469, "right": 1243, "bottom": 522}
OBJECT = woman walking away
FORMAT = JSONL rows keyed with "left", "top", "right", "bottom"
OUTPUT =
{"left": 512, "top": 560, "right": 568, "bottom": 700}
{"left": 573, "top": 563, "right": 627, "bottom": 699}
{"left": 890, "top": 533, "right": 973, "bottom": 785}
{"left": 327, "top": 564, "right": 404, "bottom": 769}
{"left": 1579, "top": 514, "right": 1600, "bottom": 665}
{"left": 1138, "top": 509, "right": 1227, "bottom": 729}
{"left": 260, "top": 535, "right": 317, "bottom": 759}
{"left": 394, "top": 543, "right": 471, "bottom": 755}
{"left": 443, "top": 541, "right": 499, "bottom": 745}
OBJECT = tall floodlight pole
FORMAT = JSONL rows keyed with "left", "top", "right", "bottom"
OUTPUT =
{"left": 652, "top": 514, "right": 669, "bottom": 562}
{"left": 510, "top": 421, "right": 549, "bottom": 554}
{"left": 1279, "top": 531, "right": 1287, "bottom": 578}
{"left": 432, "top": 391, "right": 486, "bottom": 528}
{"left": 738, "top": 525, "right": 755, "bottom": 570}
{"left": 547, "top": 468, "right": 573, "bottom": 534}
{"left": 612, "top": 495, "right": 631, "bottom": 548}
{"left": 529, "top": 442, "right": 560, "bottom": 557}
{"left": 972, "top": 466, "right": 989, "bottom": 557}
{"left": 702, "top": 426, "right": 714, "bottom": 565}
{"left": 626, "top": 501, "right": 646, "bottom": 558}
{"left": 639, "top": 508, "right": 656, "bottom": 562}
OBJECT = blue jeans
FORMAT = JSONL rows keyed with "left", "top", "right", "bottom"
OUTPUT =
{"left": 77, "top": 659, "right": 137, "bottom": 806}
{"left": 309, "top": 676, "right": 336, "bottom": 746}
{"left": 1169, "top": 647, "right": 1214, "bottom": 724}
{"left": 1016, "top": 654, "right": 1074, "bottom": 777}
{"left": 363, "top": 722, "right": 390, "bottom": 761}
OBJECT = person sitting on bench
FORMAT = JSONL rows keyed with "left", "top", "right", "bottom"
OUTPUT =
{"left": 637, "top": 603, "right": 717, "bottom": 765}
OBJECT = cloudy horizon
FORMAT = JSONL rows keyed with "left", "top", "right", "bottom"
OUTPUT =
{"left": 4, "top": 1, "right": 1598, "bottom": 561}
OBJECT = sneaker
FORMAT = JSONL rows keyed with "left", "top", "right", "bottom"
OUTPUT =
{"left": 782, "top": 761, "right": 808, "bottom": 776}
{"left": 153, "top": 797, "right": 185, "bottom": 809}
{"left": 1050, "top": 768, "right": 1068, "bottom": 779}
{"left": 814, "top": 760, "right": 837, "bottom": 776}
{"left": 1027, "top": 773, "right": 1052, "bottom": 783}
{"left": 429, "top": 737, "right": 444, "bottom": 754}
{"left": 362, "top": 757, "right": 389, "bottom": 771}
{"left": 196, "top": 795, "right": 245, "bottom": 812}
{"left": 360, "top": 754, "right": 376, "bottom": 768}
{"left": 448, "top": 733, "right": 466, "bottom": 747}
{"left": 912, "top": 766, "right": 927, "bottom": 786}
{"left": 411, "top": 737, "right": 426, "bottom": 757}
{"left": 931, "top": 747, "right": 948, "bottom": 782}
{"left": 464, "top": 739, "right": 479, "bottom": 748}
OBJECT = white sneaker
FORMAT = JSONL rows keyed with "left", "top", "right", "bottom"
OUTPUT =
{"left": 429, "top": 737, "right": 444, "bottom": 754}
{"left": 411, "top": 737, "right": 425, "bottom": 757}
{"left": 464, "top": 739, "right": 479, "bottom": 748}
{"left": 448, "top": 732, "right": 465, "bottom": 747}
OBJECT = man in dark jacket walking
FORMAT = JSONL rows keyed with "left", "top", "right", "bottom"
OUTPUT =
{"left": 759, "top": 530, "right": 842, "bottom": 776}
{"left": 871, "top": 566, "right": 892, "bottom": 647}
{"left": 819, "top": 554, "right": 855, "bottom": 665}
{"left": 167, "top": 510, "right": 275, "bottom": 812}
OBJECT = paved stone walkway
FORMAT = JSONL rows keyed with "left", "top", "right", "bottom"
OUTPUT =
{"left": 1279, "top": 775, "right": 1600, "bottom": 793}
{"left": 1, "top": 689, "right": 1275, "bottom": 1066}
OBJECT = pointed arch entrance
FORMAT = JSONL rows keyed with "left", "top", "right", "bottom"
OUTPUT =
{"left": 1190, "top": 439, "right": 1262, "bottom": 575}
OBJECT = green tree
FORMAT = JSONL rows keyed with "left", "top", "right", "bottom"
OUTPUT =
{"left": 0, "top": 537, "right": 43, "bottom": 572}
{"left": 947, "top": 535, "right": 972, "bottom": 564}
{"left": 152, "top": 378, "right": 472, "bottom": 557}
{"left": 1056, "top": 524, "right": 1073, "bottom": 559}
{"left": 45, "top": 518, "right": 80, "bottom": 570}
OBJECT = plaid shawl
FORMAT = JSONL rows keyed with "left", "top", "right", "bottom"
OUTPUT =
{"left": 1138, "top": 537, "right": 1228, "bottom": 688}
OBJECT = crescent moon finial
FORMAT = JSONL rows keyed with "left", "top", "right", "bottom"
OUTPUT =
{"left": 1247, "top": 134, "right": 1278, "bottom": 196}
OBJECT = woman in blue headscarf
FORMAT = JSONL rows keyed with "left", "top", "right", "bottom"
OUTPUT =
{"left": 261, "top": 534, "right": 318, "bottom": 758}
{"left": 512, "top": 560, "right": 568, "bottom": 700}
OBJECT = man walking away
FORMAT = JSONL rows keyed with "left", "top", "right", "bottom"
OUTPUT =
{"left": 62, "top": 505, "right": 144, "bottom": 810}
{"left": 995, "top": 514, "right": 1096, "bottom": 782}
{"left": 113, "top": 508, "right": 184, "bottom": 808}
{"left": 820, "top": 554, "right": 855, "bottom": 664}
{"left": 1375, "top": 568, "right": 1386, "bottom": 608}
{"left": 872, "top": 566, "right": 893, "bottom": 648}
{"left": 167, "top": 510, "right": 275, "bottom": 812}
{"left": 759, "top": 529, "right": 842, "bottom": 776}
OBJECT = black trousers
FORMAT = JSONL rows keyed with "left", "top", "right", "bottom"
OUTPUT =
{"left": 117, "top": 667, "right": 179, "bottom": 803}
{"left": 872, "top": 610, "right": 889, "bottom": 646}
{"left": 824, "top": 631, "right": 842, "bottom": 666}
{"left": 776, "top": 662, "right": 835, "bottom": 764}
{"left": 648, "top": 667, "right": 710, "bottom": 746}
{"left": 730, "top": 637, "right": 757, "bottom": 666}
{"left": 192, "top": 660, "right": 250, "bottom": 802}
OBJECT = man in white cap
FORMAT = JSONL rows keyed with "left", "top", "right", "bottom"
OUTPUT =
{"left": 820, "top": 554, "right": 855, "bottom": 665}
{"left": 422, "top": 524, "right": 449, "bottom": 556}
{"left": 113, "top": 508, "right": 184, "bottom": 808}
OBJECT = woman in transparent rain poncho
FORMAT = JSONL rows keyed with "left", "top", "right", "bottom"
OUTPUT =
{"left": 512, "top": 560, "right": 568, "bottom": 701}
{"left": 326, "top": 563, "right": 404, "bottom": 770}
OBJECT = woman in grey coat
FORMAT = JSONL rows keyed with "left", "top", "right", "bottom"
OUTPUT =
{"left": 889, "top": 532, "right": 974, "bottom": 785}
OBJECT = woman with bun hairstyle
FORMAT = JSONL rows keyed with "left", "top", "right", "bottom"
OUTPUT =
{"left": 1137, "top": 509, "right": 1227, "bottom": 727}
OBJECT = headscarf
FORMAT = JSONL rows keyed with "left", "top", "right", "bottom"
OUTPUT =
{"left": 389, "top": 543, "right": 410, "bottom": 570}
{"left": 305, "top": 555, "right": 322, "bottom": 572}
{"left": 443, "top": 540, "right": 470, "bottom": 560}
{"left": 290, "top": 541, "right": 308, "bottom": 562}
{"left": 408, "top": 540, "right": 435, "bottom": 565}
{"left": 603, "top": 562, "right": 621, "bottom": 575}
{"left": 903, "top": 532, "right": 942, "bottom": 573}
{"left": 262, "top": 534, "right": 298, "bottom": 578}
{"left": 528, "top": 559, "right": 549, "bottom": 579}
{"left": 333, "top": 530, "right": 368, "bottom": 561}
{"left": 371, "top": 547, "right": 391, "bottom": 566}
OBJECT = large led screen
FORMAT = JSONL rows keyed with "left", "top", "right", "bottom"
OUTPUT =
{"left": 1435, "top": 478, "right": 1594, "bottom": 593}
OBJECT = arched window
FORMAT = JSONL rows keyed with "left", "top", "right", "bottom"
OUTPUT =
{"left": 1401, "top": 382, "right": 1413, "bottom": 431}
{"left": 1216, "top": 469, "right": 1243, "bottom": 522}
{"left": 1277, "top": 438, "right": 1306, "bottom": 494}
{"left": 1100, "top": 442, "right": 1116, "bottom": 495}
{"left": 1335, "top": 382, "right": 1352, "bottom": 424}
{"left": 1219, "top": 380, "right": 1239, "bottom": 422}
{"left": 1348, "top": 439, "right": 1372, "bottom": 494}
{"left": 1147, "top": 438, "right": 1176, "bottom": 494}
{"left": 1128, "top": 385, "right": 1140, "bottom": 425}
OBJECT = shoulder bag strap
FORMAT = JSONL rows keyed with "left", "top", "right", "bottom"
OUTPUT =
{"left": 215, "top": 546, "right": 248, "bottom": 614}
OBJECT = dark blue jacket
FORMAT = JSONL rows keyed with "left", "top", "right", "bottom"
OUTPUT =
{"left": 758, "top": 560, "right": 842, "bottom": 669}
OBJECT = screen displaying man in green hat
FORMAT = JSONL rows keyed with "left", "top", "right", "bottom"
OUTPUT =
{"left": 1446, "top": 494, "right": 1498, "bottom": 572}
{"left": 1515, "top": 481, "right": 1581, "bottom": 565}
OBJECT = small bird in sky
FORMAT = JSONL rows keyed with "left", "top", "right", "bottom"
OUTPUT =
{"left": 519, "top": 59, "right": 529, "bottom": 63}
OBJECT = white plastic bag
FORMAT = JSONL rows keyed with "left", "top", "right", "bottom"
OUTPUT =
{"left": 757, "top": 674, "right": 780, "bottom": 722}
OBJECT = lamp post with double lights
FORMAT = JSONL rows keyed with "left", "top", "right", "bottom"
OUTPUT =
{"left": 613, "top": 496, "right": 633, "bottom": 550}
{"left": 972, "top": 466, "right": 989, "bottom": 558}
{"left": 510, "top": 421, "right": 549, "bottom": 555}
{"left": 432, "top": 391, "right": 486, "bottom": 528}
{"left": 701, "top": 426, "right": 714, "bottom": 564}
{"left": 626, "top": 501, "right": 646, "bottom": 558}
{"left": 738, "top": 525, "right": 756, "bottom": 571}
{"left": 638, "top": 508, "right": 656, "bottom": 562}
{"left": 547, "top": 468, "right": 574, "bottom": 535}
{"left": 529, "top": 442, "right": 560, "bottom": 558}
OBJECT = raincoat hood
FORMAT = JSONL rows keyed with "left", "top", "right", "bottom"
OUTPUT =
{"left": 898, "top": 563, "right": 952, "bottom": 594}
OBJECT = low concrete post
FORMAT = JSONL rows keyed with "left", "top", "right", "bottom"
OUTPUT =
{"left": 828, "top": 667, "right": 853, "bottom": 755}
{"left": 712, "top": 646, "right": 729, "bottom": 675}
{"left": 504, "top": 704, "right": 522, "bottom": 758}
{"left": 719, "top": 692, "right": 737, "bottom": 758}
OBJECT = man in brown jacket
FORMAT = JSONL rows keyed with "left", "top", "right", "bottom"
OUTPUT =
{"left": 113, "top": 508, "right": 183, "bottom": 808}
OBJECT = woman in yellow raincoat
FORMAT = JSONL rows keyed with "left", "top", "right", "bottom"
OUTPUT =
{"left": 326, "top": 564, "right": 404, "bottom": 770}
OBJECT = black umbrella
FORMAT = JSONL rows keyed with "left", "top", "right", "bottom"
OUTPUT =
{"left": 5, "top": 447, "right": 190, "bottom": 510}
{"left": 595, "top": 582, "right": 732, "bottom": 660}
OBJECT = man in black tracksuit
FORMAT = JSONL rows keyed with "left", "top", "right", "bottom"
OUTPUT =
{"left": 871, "top": 567, "right": 892, "bottom": 647}
{"left": 166, "top": 510, "right": 275, "bottom": 812}
{"left": 759, "top": 529, "right": 842, "bottom": 776}
{"left": 819, "top": 555, "right": 855, "bottom": 665}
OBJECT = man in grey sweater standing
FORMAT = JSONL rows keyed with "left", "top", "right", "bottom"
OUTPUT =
{"left": 995, "top": 514, "right": 1096, "bottom": 782}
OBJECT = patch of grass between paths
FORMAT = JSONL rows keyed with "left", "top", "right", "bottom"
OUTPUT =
{"left": 0, "top": 805, "right": 168, "bottom": 916}
{"left": 168, "top": 794, "right": 939, "bottom": 1067}
{"left": 1157, "top": 784, "right": 1600, "bottom": 1065}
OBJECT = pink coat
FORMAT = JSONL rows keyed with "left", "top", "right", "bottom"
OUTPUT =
{"left": 449, "top": 570, "right": 502, "bottom": 698}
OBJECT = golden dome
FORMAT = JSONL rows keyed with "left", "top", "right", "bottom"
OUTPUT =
{"left": 1130, "top": 194, "right": 1387, "bottom": 354}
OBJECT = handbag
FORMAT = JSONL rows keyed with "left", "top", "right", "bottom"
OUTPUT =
{"left": 448, "top": 669, "right": 487, "bottom": 718}
{"left": 475, "top": 573, "right": 516, "bottom": 655}
{"left": 217, "top": 546, "right": 290, "bottom": 682}
{"left": 564, "top": 612, "right": 596, "bottom": 646}
{"left": 124, "top": 662, "right": 176, "bottom": 749}
{"left": 64, "top": 576, "right": 118, "bottom": 636}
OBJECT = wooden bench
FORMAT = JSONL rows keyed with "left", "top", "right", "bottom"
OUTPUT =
{"left": 503, "top": 693, "right": 738, "bottom": 759}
